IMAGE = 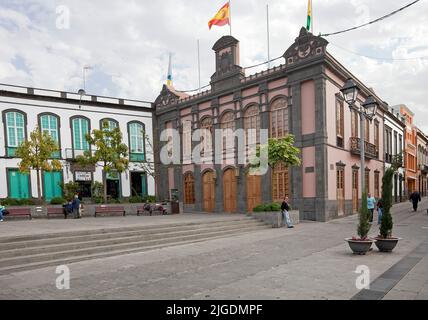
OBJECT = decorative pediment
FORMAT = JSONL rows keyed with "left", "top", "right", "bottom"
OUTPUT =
{"left": 283, "top": 27, "right": 329, "bottom": 66}
{"left": 154, "top": 85, "right": 181, "bottom": 108}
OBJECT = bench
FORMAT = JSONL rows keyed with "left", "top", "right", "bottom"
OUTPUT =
{"left": 6, "top": 208, "right": 32, "bottom": 220}
{"left": 47, "top": 207, "right": 66, "bottom": 219}
{"left": 94, "top": 206, "right": 126, "bottom": 218}
{"left": 137, "top": 204, "right": 167, "bottom": 216}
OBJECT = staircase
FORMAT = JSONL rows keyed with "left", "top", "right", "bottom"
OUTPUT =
{"left": 0, "top": 217, "right": 268, "bottom": 275}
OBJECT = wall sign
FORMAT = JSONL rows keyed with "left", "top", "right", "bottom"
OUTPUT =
{"left": 75, "top": 172, "right": 92, "bottom": 182}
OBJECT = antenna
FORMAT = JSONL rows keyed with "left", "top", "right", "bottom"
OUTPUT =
{"left": 82, "top": 65, "right": 93, "bottom": 91}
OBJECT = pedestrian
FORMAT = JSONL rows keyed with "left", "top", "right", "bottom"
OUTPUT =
{"left": 281, "top": 197, "right": 294, "bottom": 229}
{"left": 409, "top": 191, "right": 421, "bottom": 212}
{"left": 0, "top": 204, "right": 5, "bottom": 222}
{"left": 367, "top": 193, "right": 376, "bottom": 223}
{"left": 63, "top": 199, "right": 73, "bottom": 219}
{"left": 72, "top": 193, "right": 81, "bottom": 219}
{"left": 377, "top": 198, "right": 383, "bottom": 225}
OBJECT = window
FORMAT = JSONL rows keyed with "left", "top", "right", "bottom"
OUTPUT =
{"left": 270, "top": 97, "right": 290, "bottom": 202}
{"left": 4, "top": 111, "right": 26, "bottom": 156}
{"left": 72, "top": 117, "right": 90, "bottom": 153}
{"left": 365, "top": 170, "right": 370, "bottom": 194}
{"left": 399, "top": 134, "right": 403, "bottom": 155}
{"left": 244, "top": 105, "right": 260, "bottom": 162}
{"left": 337, "top": 167, "right": 345, "bottom": 215}
{"left": 182, "top": 120, "right": 192, "bottom": 164}
{"left": 394, "top": 132, "right": 398, "bottom": 156}
{"left": 221, "top": 112, "right": 236, "bottom": 161}
{"left": 200, "top": 117, "right": 213, "bottom": 160}
{"left": 374, "top": 171, "right": 380, "bottom": 198}
{"left": 101, "top": 119, "right": 118, "bottom": 131}
{"left": 351, "top": 110, "right": 359, "bottom": 138}
{"left": 40, "top": 114, "right": 60, "bottom": 158}
{"left": 365, "top": 118, "right": 370, "bottom": 142}
{"left": 336, "top": 98, "right": 344, "bottom": 148}
{"left": 128, "top": 122, "right": 145, "bottom": 162}
{"left": 270, "top": 98, "right": 288, "bottom": 139}
{"left": 184, "top": 172, "right": 195, "bottom": 204}
{"left": 374, "top": 121, "right": 379, "bottom": 155}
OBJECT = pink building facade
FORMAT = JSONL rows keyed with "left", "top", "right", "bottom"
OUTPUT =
{"left": 153, "top": 28, "right": 386, "bottom": 222}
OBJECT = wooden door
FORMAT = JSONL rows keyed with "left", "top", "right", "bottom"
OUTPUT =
{"left": 337, "top": 169, "right": 345, "bottom": 216}
{"left": 352, "top": 170, "right": 359, "bottom": 213}
{"left": 202, "top": 171, "right": 215, "bottom": 212}
{"left": 247, "top": 174, "right": 261, "bottom": 213}
{"left": 223, "top": 169, "right": 237, "bottom": 213}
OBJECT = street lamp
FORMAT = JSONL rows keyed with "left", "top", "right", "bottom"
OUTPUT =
{"left": 340, "top": 78, "right": 379, "bottom": 196}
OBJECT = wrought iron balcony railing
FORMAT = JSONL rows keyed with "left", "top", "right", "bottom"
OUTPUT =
{"left": 349, "top": 137, "right": 378, "bottom": 160}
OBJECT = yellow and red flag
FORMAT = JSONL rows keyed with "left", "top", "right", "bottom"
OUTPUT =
{"left": 208, "top": 2, "right": 230, "bottom": 30}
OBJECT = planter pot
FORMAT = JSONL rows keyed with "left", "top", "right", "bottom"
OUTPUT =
{"left": 373, "top": 237, "right": 402, "bottom": 253}
{"left": 345, "top": 238, "right": 375, "bottom": 255}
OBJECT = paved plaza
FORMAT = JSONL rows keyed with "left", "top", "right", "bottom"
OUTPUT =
{"left": 0, "top": 200, "right": 427, "bottom": 300}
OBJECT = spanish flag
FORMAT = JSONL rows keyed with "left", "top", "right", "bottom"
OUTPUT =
{"left": 306, "top": 0, "right": 312, "bottom": 31}
{"left": 208, "top": 2, "right": 230, "bottom": 30}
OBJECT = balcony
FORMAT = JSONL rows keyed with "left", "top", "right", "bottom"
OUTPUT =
{"left": 349, "top": 137, "right": 378, "bottom": 160}
{"left": 420, "top": 164, "right": 428, "bottom": 174}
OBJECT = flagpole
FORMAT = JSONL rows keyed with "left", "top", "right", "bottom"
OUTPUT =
{"left": 229, "top": 0, "right": 232, "bottom": 36}
{"left": 197, "top": 40, "right": 201, "bottom": 93}
{"left": 311, "top": 0, "right": 314, "bottom": 34}
{"left": 267, "top": 4, "right": 271, "bottom": 69}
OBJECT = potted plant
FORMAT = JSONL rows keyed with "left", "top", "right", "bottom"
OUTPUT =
{"left": 373, "top": 166, "right": 402, "bottom": 252}
{"left": 346, "top": 193, "right": 375, "bottom": 255}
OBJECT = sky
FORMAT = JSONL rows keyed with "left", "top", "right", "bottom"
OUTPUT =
{"left": 0, "top": 0, "right": 427, "bottom": 130}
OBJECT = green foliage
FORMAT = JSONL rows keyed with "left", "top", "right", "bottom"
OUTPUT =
{"left": 380, "top": 167, "right": 395, "bottom": 238}
{"left": 77, "top": 122, "right": 129, "bottom": 203}
{"left": 253, "top": 203, "right": 282, "bottom": 212}
{"left": 62, "top": 181, "right": 80, "bottom": 200}
{"left": 50, "top": 197, "right": 66, "bottom": 205}
{"left": 128, "top": 195, "right": 156, "bottom": 204}
{"left": 357, "top": 192, "right": 371, "bottom": 239}
{"left": 251, "top": 135, "right": 301, "bottom": 171}
{"left": 15, "top": 127, "right": 62, "bottom": 202}
{"left": 91, "top": 181, "right": 104, "bottom": 198}
{"left": 0, "top": 198, "right": 36, "bottom": 206}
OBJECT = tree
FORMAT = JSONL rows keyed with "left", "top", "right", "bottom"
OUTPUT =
{"left": 15, "top": 127, "right": 62, "bottom": 203}
{"left": 76, "top": 121, "right": 129, "bottom": 204}
{"left": 250, "top": 135, "right": 302, "bottom": 171}
{"left": 357, "top": 193, "right": 371, "bottom": 240}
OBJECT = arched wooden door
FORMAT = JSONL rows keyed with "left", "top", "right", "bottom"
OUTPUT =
{"left": 223, "top": 169, "right": 237, "bottom": 213}
{"left": 202, "top": 171, "right": 215, "bottom": 212}
{"left": 184, "top": 172, "right": 195, "bottom": 204}
{"left": 247, "top": 174, "right": 261, "bottom": 213}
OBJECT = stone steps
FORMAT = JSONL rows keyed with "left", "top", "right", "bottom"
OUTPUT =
{"left": 0, "top": 217, "right": 268, "bottom": 274}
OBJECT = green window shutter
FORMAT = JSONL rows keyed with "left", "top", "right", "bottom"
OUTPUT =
{"left": 129, "top": 123, "right": 145, "bottom": 161}
{"left": 141, "top": 173, "right": 148, "bottom": 196}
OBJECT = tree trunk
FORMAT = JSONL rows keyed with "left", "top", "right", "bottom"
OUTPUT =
{"left": 36, "top": 169, "right": 42, "bottom": 204}
{"left": 103, "top": 170, "right": 107, "bottom": 204}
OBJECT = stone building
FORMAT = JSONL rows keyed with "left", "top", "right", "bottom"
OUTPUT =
{"left": 153, "top": 28, "right": 387, "bottom": 222}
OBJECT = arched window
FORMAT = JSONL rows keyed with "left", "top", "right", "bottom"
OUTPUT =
{"left": 200, "top": 117, "right": 213, "bottom": 160}
{"left": 71, "top": 117, "right": 90, "bottom": 154}
{"left": 128, "top": 122, "right": 145, "bottom": 162}
{"left": 270, "top": 98, "right": 290, "bottom": 201}
{"left": 3, "top": 110, "right": 26, "bottom": 157}
{"left": 182, "top": 120, "right": 192, "bottom": 164}
{"left": 39, "top": 113, "right": 60, "bottom": 158}
{"left": 244, "top": 105, "right": 260, "bottom": 162}
{"left": 184, "top": 172, "right": 195, "bottom": 204}
{"left": 221, "top": 112, "right": 236, "bottom": 161}
{"left": 100, "top": 118, "right": 118, "bottom": 131}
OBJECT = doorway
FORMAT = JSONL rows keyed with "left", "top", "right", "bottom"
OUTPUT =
{"left": 247, "top": 174, "right": 261, "bottom": 213}
{"left": 223, "top": 168, "right": 237, "bottom": 213}
{"left": 130, "top": 172, "right": 148, "bottom": 197}
{"left": 202, "top": 171, "right": 215, "bottom": 212}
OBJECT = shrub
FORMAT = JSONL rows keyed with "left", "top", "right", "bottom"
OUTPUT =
{"left": 62, "top": 182, "right": 80, "bottom": 200}
{"left": 50, "top": 197, "right": 66, "bottom": 205}
{"left": 0, "top": 198, "right": 35, "bottom": 206}
{"left": 380, "top": 167, "right": 395, "bottom": 238}
{"left": 129, "top": 196, "right": 144, "bottom": 203}
{"left": 253, "top": 204, "right": 266, "bottom": 212}
{"left": 253, "top": 203, "right": 282, "bottom": 212}
{"left": 357, "top": 193, "right": 371, "bottom": 240}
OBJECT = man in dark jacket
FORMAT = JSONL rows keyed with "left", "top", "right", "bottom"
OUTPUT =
{"left": 409, "top": 191, "right": 421, "bottom": 212}
{"left": 281, "top": 197, "right": 294, "bottom": 229}
{"left": 72, "top": 193, "right": 81, "bottom": 219}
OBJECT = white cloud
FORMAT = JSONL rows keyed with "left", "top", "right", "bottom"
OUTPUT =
{"left": 0, "top": 0, "right": 427, "bottom": 130}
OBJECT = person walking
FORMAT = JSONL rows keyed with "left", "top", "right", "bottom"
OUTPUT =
{"left": 0, "top": 204, "right": 5, "bottom": 222}
{"left": 72, "top": 193, "right": 81, "bottom": 219}
{"left": 377, "top": 198, "right": 383, "bottom": 225}
{"left": 367, "top": 193, "right": 376, "bottom": 223}
{"left": 281, "top": 197, "right": 294, "bottom": 229}
{"left": 409, "top": 191, "right": 421, "bottom": 212}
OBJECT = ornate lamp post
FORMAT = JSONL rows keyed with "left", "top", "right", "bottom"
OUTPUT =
{"left": 340, "top": 78, "right": 379, "bottom": 195}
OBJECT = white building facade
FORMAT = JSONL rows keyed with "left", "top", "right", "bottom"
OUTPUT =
{"left": 0, "top": 84, "right": 154, "bottom": 201}
{"left": 384, "top": 106, "right": 406, "bottom": 203}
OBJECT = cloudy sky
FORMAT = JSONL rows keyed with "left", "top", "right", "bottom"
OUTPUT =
{"left": 1, "top": 0, "right": 427, "bottom": 130}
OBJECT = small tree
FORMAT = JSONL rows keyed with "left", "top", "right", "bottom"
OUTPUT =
{"left": 15, "top": 127, "right": 62, "bottom": 203}
{"left": 61, "top": 181, "right": 80, "bottom": 201}
{"left": 357, "top": 193, "right": 371, "bottom": 240}
{"left": 76, "top": 122, "right": 129, "bottom": 204}
{"left": 251, "top": 135, "right": 302, "bottom": 170}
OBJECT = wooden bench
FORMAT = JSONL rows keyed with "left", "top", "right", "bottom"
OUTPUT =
{"left": 94, "top": 206, "right": 126, "bottom": 217}
{"left": 47, "top": 207, "right": 66, "bottom": 219}
{"left": 6, "top": 208, "right": 32, "bottom": 220}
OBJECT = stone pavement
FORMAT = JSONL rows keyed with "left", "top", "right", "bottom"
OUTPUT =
{"left": 0, "top": 200, "right": 427, "bottom": 300}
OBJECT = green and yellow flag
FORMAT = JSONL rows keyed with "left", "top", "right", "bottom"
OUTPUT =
{"left": 306, "top": 0, "right": 312, "bottom": 31}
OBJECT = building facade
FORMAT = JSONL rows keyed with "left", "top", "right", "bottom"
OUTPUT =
{"left": 384, "top": 106, "right": 406, "bottom": 203}
{"left": 416, "top": 128, "right": 428, "bottom": 196}
{"left": 393, "top": 105, "right": 417, "bottom": 197}
{"left": 153, "top": 28, "right": 386, "bottom": 222}
{"left": 0, "top": 84, "right": 155, "bottom": 201}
